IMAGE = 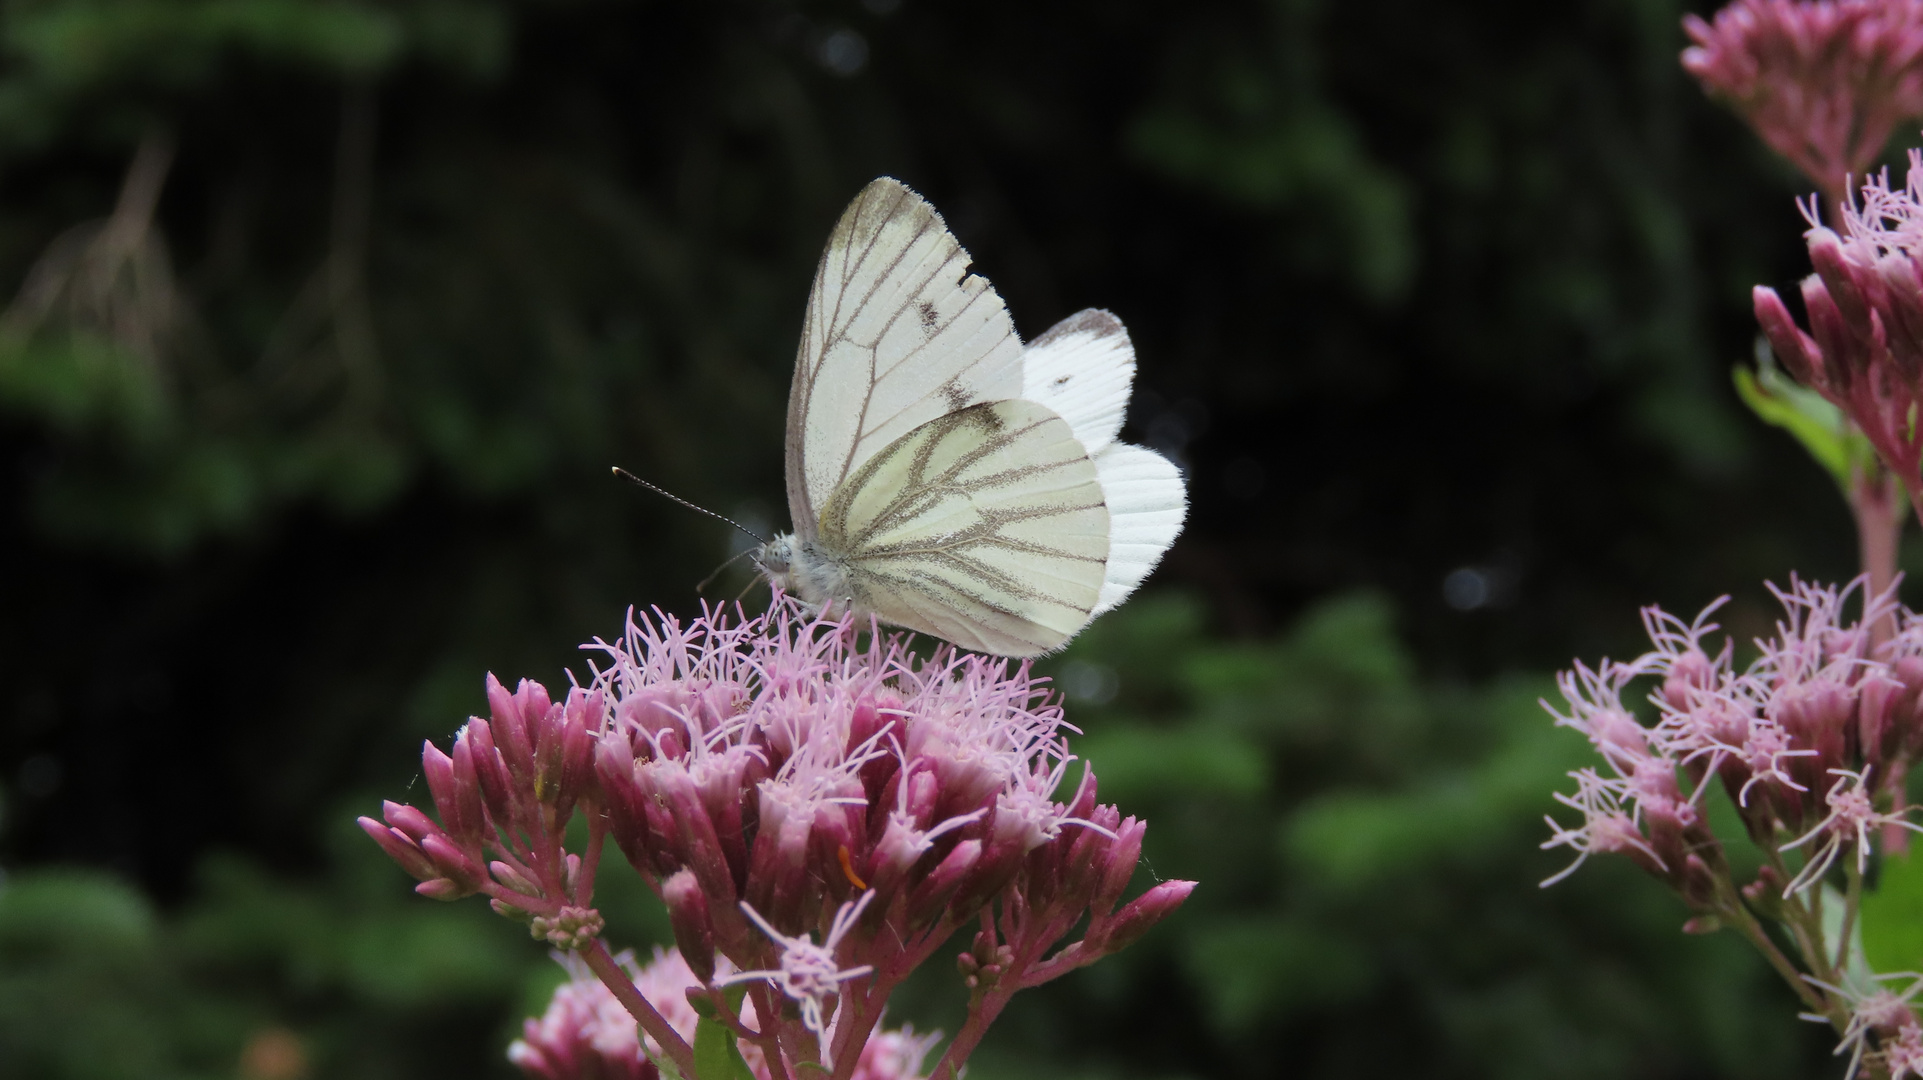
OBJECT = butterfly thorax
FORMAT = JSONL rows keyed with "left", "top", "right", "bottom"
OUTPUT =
{"left": 755, "top": 532, "right": 858, "bottom": 614}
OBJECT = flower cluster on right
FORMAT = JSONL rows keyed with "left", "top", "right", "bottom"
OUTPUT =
{"left": 1544, "top": 578, "right": 1923, "bottom": 1076}
{"left": 1549, "top": 3, "right": 1923, "bottom": 1073}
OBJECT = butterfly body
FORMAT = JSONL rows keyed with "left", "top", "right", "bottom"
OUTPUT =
{"left": 761, "top": 178, "right": 1185, "bottom": 656}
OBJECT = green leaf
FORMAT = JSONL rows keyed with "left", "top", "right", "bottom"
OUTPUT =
{"left": 1731, "top": 358, "right": 1857, "bottom": 490}
{"left": 1862, "top": 850, "right": 1923, "bottom": 973}
{"left": 693, "top": 1014, "right": 756, "bottom": 1080}
{"left": 1821, "top": 882, "right": 1873, "bottom": 987}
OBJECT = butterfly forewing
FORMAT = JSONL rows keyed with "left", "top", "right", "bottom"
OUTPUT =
{"left": 816, "top": 399, "right": 1109, "bottom": 656}
{"left": 786, "top": 178, "right": 1024, "bottom": 539}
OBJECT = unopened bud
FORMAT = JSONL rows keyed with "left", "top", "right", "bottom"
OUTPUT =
{"left": 528, "top": 905, "right": 604, "bottom": 951}
{"left": 664, "top": 868, "right": 716, "bottom": 982}
{"left": 1098, "top": 880, "right": 1196, "bottom": 955}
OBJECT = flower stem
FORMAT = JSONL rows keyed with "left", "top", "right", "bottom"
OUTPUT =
{"left": 1852, "top": 459, "right": 1903, "bottom": 648}
{"left": 581, "top": 938, "right": 697, "bottom": 1079}
{"left": 1836, "top": 857, "right": 1864, "bottom": 973}
{"left": 927, "top": 989, "right": 1012, "bottom": 1080}
{"left": 1731, "top": 899, "right": 1831, "bottom": 1015}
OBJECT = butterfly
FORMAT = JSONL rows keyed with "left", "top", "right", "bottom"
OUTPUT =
{"left": 754, "top": 178, "right": 1187, "bottom": 657}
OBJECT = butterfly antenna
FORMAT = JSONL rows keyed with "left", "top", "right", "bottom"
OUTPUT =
{"left": 611, "top": 467, "right": 768, "bottom": 545}
{"left": 696, "top": 548, "right": 756, "bottom": 596}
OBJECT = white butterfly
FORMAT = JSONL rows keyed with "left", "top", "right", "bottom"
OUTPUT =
{"left": 754, "top": 178, "right": 1186, "bottom": 656}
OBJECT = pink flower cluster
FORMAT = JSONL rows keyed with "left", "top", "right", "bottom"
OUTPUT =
{"left": 509, "top": 947, "right": 938, "bottom": 1080}
{"left": 360, "top": 599, "right": 1193, "bottom": 1080}
{"left": 1756, "top": 154, "right": 1923, "bottom": 508}
{"left": 1683, "top": 0, "right": 1923, "bottom": 193}
{"left": 1543, "top": 577, "right": 1923, "bottom": 901}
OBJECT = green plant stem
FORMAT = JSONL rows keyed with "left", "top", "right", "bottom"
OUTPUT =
{"left": 1727, "top": 895, "right": 1831, "bottom": 1016}
{"left": 1837, "top": 857, "right": 1864, "bottom": 974}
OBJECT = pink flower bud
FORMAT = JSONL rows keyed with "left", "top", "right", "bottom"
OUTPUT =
{"left": 488, "top": 674, "right": 540, "bottom": 787}
{"left": 419, "top": 832, "right": 485, "bottom": 890}
{"left": 661, "top": 768, "right": 738, "bottom": 907}
{"left": 1803, "top": 272, "right": 1859, "bottom": 389}
{"left": 662, "top": 869, "right": 716, "bottom": 983}
{"left": 461, "top": 719, "right": 516, "bottom": 825}
{"left": 422, "top": 741, "right": 485, "bottom": 848}
{"left": 1092, "top": 817, "right": 1147, "bottom": 917}
{"left": 1756, "top": 285, "right": 1826, "bottom": 387}
{"left": 1097, "top": 879, "right": 1196, "bottom": 954}
{"left": 1877, "top": 254, "right": 1923, "bottom": 377}
{"left": 490, "top": 859, "right": 540, "bottom": 896}
{"left": 381, "top": 800, "right": 440, "bottom": 844}
{"left": 416, "top": 878, "right": 473, "bottom": 901}
{"left": 358, "top": 816, "right": 438, "bottom": 881}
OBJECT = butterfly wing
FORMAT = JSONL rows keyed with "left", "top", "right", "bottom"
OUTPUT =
{"left": 816, "top": 398, "right": 1108, "bottom": 656}
{"left": 1020, "top": 308, "right": 1135, "bottom": 453}
{"left": 1023, "top": 309, "right": 1187, "bottom": 617}
{"left": 1090, "top": 445, "right": 1186, "bottom": 615}
{"left": 786, "top": 178, "right": 1025, "bottom": 540}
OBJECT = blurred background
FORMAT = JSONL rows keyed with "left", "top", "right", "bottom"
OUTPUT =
{"left": 0, "top": 0, "right": 1883, "bottom": 1076}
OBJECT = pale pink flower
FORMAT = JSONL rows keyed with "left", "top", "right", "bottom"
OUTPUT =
{"left": 509, "top": 950, "right": 680, "bottom": 1080}
{"left": 1803, "top": 971, "right": 1923, "bottom": 1078}
{"left": 1540, "top": 769, "right": 1668, "bottom": 886}
{"left": 723, "top": 891, "right": 878, "bottom": 1053}
{"left": 1890, "top": 1023, "right": 1923, "bottom": 1079}
{"left": 1683, "top": 0, "right": 1923, "bottom": 192}
{"left": 1780, "top": 766, "right": 1923, "bottom": 892}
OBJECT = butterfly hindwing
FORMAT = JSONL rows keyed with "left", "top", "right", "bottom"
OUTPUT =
{"left": 816, "top": 398, "right": 1109, "bottom": 656}
{"left": 1089, "top": 444, "right": 1186, "bottom": 615}
{"left": 1022, "top": 309, "right": 1186, "bottom": 618}
{"left": 1021, "top": 309, "right": 1136, "bottom": 454}
{"left": 786, "top": 178, "right": 1025, "bottom": 539}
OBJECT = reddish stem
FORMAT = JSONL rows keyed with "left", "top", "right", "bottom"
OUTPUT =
{"left": 581, "top": 939, "right": 697, "bottom": 1078}
{"left": 745, "top": 983, "right": 793, "bottom": 1080}
{"left": 1887, "top": 760, "right": 1913, "bottom": 857}
{"left": 1852, "top": 460, "right": 1903, "bottom": 648}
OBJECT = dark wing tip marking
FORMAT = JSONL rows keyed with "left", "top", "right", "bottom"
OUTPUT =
{"left": 1029, "top": 307, "right": 1126, "bottom": 349}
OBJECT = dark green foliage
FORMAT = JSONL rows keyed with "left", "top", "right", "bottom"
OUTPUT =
{"left": 0, "top": 821, "right": 548, "bottom": 1079}
{"left": 0, "top": 0, "right": 1881, "bottom": 1076}
{"left": 983, "top": 594, "right": 1825, "bottom": 1080}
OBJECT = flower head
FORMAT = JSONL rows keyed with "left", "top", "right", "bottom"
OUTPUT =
{"left": 372, "top": 596, "right": 1193, "bottom": 1080}
{"left": 1683, "top": 0, "right": 1923, "bottom": 193}
{"left": 1756, "top": 156, "right": 1923, "bottom": 501}
{"left": 1545, "top": 577, "right": 1923, "bottom": 891}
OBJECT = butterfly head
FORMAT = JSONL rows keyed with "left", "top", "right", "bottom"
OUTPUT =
{"left": 755, "top": 532, "right": 858, "bottom": 614}
{"left": 753, "top": 533, "right": 796, "bottom": 583}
